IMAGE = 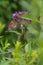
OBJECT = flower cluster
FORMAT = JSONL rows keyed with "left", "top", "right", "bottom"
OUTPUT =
{"left": 13, "top": 11, "right": 28, "bottom": 17}
{"left": 12, "top": 11, "right": 31, "bottom": 24}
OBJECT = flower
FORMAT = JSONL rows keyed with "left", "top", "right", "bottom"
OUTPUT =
{"left": 12, "top": 11, "right": 28, "bottom": 17}
{"left": 12, "top": 11, "right": 30, "bottom": 22}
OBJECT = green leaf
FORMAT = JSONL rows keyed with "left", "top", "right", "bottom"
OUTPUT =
{"left": 0, "top": 61, "right": 9, "bottom": 65}
{"left": 25, "top": 42, "right": 31, "bottom": 53}
{"left": 38, "top": 32, "right": 43, "bottom": 48}
{"left": 0, "top": 22, "right": 5, "bottom": 33}
{"left": 9, "top": 30, "right": 21, "bottom": 35}
{"left": 37, "top": 48, "right": 43, "bottom": 65}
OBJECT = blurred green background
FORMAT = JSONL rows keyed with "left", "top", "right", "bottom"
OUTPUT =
{"left": 0, "top": 0, "right": 40, "bottom": 22}
{"left": 0, "top": 0, "right": 43, "bottom": 65}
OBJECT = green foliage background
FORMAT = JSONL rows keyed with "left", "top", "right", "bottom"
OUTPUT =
{"left": 0, "top": 0, "right": 43, "bottom": 65}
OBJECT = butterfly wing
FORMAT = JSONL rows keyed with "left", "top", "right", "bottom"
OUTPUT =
{"left": 8, "top": 20, "right": 17, "bottom": 31}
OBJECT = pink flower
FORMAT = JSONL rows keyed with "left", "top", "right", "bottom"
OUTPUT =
{"left": 12, "top": 11, "right": 28, "bottom": 17}
{"left": 12, "top": 11, "right": 30, "bottom": 23}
